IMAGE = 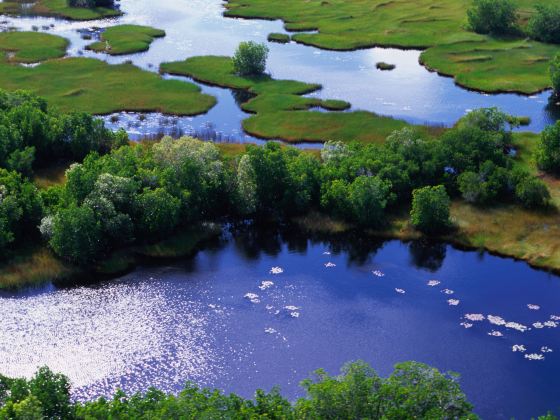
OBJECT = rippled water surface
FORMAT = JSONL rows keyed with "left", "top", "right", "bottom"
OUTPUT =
{"left": 1, "top": 228, "right": 560, "bottom": 419}
{"left": 1, "top": 0, "right": 559, "bottom": 140}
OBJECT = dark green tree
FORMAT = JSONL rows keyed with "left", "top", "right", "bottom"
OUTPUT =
{"left": 232, "top": 41, "right": 269, "bottom": 76}
{"left": 528, "top": 4, "right": 560, "bottom": 44}
{"left": 410, "top": 185, "right": 451, "bottom": 234}
{"left": 467, "top": 0, "right": 517, "bottom": 35}
{"left": 536, "top": 121, "right": 560, "bottom": 174}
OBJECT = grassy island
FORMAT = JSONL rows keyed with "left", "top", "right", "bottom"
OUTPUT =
{"left": 161, "top": 55, "right": 408, "bottom": 143}
{"left": 87, "top": 25, "right": 166, "bottom": 56}
{"left": 268, "top": 32, "right": 291, "bottom": 44}
{"left": 224, "top": 0, "right": 560, "bottom": 94}
{"left": 0, "top": 32, "right": 216, "bottom": 116}
{"left": 0, "top": 0, "right": 121, "bottom": 20}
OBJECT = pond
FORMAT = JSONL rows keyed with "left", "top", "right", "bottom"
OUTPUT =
{"left": 1, "top": 226, "right": 560, "bottom": 419}
{"left": 1, "top": 0, "right": 558, "bottom": 141}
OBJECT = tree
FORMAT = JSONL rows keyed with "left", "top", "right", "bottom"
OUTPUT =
{"left": 28, "top": 367, "right": 72, "bottom": 419}
{"left": 410, "top": 185, "right": 451, "bottom": 234}
{"left": 467, "top": 0, "right": 517, "bottom": 35}
{"left": 528, "top": 4, "right": 560, "bottom": 44}
{"left": 515, "top": 176, "right": 550, "bottom": 208}
{"left": 235, "top": 154, "right": 257, "bottom": 215}
{"left": 135, "top": 188, "right": 181, "bottom": 238}
{"left": 348, "top": 176, "right": 393, "bottom": 227}
{"left": 47, "top": 204, "right": 103, "bottom": 264}
{"left": 536, "top": 121, "right": 560, "bottom": 174}
{"left": 232, "top": 42, "right": 269, "bottom": 76}
{"left": 551, "top": 54, "right": 560, "bottom": 99}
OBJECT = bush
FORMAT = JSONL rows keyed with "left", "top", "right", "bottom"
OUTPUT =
{"left": 348, "top": 176, "right": 393, "bottom": 227}
{"left": 528, "top": 4, "right": 560, "bottom": 44}
{"left": 515, "top": 176, "right": 550, "bottom": 209}
{"left": 551, "top": 54, "right": 560, "bottom": 98}
{"left": 410, "top": 185, "right": 451, "bottom": 234}
{"left": 467, "top": 0, "right": 517, "bottom": 35}
{"left": 536, "top": 121, "right": 560, "bottom": 174}
{"left": 232, "top": 41, "right": 269, "bottom": 76}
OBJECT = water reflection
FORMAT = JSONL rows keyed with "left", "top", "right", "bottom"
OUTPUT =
{"left": 1, "top": 225, "right": 560, "bottom": 418}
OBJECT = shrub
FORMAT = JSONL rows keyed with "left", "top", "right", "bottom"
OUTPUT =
{"left": 551, "top": 54, "right": 560, "bottom": 98}
{"left": 410, "top": 185, "right": 451, "bottom": 234}
{"left": 348, "top": 175, "right": 393, "bottom": 227}
{"left": 515, "top": 176, "right": 550, "bottom": 208}
{"left": 467, "top": 0, "right": 517, "bottom": 35}
{"left": 536, "top": 121, "right": 560, "bottom": 174}
{"left": 232, "top": 41, "right": 269, "bottom": 76}
{"left": 528, "top": 4, "right": 560, "bottom": 44}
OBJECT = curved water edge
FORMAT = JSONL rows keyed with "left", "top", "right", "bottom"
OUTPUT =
{"left": 0, "top": 0, "right": 558, "bottom": 143}
{"left": 1, "top": 225, "right": 560, "bottom": 419}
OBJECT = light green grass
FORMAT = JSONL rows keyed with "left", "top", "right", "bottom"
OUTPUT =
{"left": 224, "top": 0, "right": 560, "bottom": 93}
{"left": 0, "top": 31, "right": 68, "bottom": 63}
{"left": 0, "top": 0, "right": 121, "bottom": 20}
{"left": 161, "top": 55, "right": 405, "bottom": 143}
{"left": 88, "top": 25, "right": 166, "bottom": 56}
{"left": 268, "top": 33, "right": 291, "bottom": 44}
{"left": 0, "top": 33, "right": 216, "bottom": 116}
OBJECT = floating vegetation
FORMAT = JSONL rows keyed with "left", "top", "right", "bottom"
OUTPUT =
{"left": 284, "top": 305, "right": 300, "bottom": 311}
{"left": 264, "top": 327, "right": 277, "bottom": 334}
{"left": 488, "top": 315, "right": 506, "bottom": 326}
{"left": 505, "top": 322, "right": 528, "bottom": 333}
{"left": 258, "top": 281, "right": 274, "bottom": 291}
{"left": 270, "top": 267, "right": 284, "bottom": 275}
{"left": 464, "top": 314, "right": 485, "bottom": 322}
{"left": 533, "top": 322, "right": 544, "bottom": 329}
{"left": 525, "top": 353, "right": 545, "bottom": 361}
{"left": 324, "top": 262, "right": 336, "bottom": 268}
{"left": 541, "top": 346, "right": 553, "bottom": 353}
{"left": 550, "top": 315, "right": 560, "bottom": 321}
{"left": 372, "top": 270, "right": 385, "bottom": 277}
{"left": 441, "top": 289, "right": 454, "bottom": 295}
{"left": 244, "top": 293, "right": 260, "bottom": 304}
{"left": 427, "top": 280, "right": 440, "bottom": 287}
{"left": 488, "top": 330, "right": 503, "bottom": 337}
{"left": 395, "top": 288, "right": 406, "bottom": 294}
{"left": 448, "top": 299, "right": 460, "bottom": 306}
{"left": 527, "top": 304, "right": 540, "bottom": 311}
{"left": 322, "top": 251, "right": 331, "bottom": 255}
{"left": 512, "top": 345, "right": 526, "bottom": 352}
{"left": 544, "top": 321, "right": 558, "bottom": 328}
{"left": 460, "top": 322, "right": 473, "bottom": 329}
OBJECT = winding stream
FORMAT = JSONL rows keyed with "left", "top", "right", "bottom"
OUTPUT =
{"left": 1, "top": 0, "right": 559, "bottom": 141}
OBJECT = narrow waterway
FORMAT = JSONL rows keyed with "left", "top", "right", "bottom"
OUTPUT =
{"left": 1, "top": 0, "right": 558, "bottom": 142}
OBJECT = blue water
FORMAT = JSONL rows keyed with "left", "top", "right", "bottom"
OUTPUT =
{"left": 1, "top": 227, "right": 560, "bottom": 419}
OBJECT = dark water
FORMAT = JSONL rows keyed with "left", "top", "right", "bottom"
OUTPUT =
{"left": 1, "top": 0, "right": 559, "bottom": 141}
{"left": 1, "top": 226, "right": 560, "bottom": 419}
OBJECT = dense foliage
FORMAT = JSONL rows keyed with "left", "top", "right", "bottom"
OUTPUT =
{"left": 551, "top": 55, "right": 560, "bottom": 98}
{"left": 0, "top": 90, "right": 127, "bottom": 177}
{"left": 410, "top": 185, "right": 451, "bottom": 234}
{"left": 467, "top": 0, "right": 517, "bottom": 35}
{"left": 536, "top": 121, "right": 560, "bottom": 174}
{"left": 528, "top": 4, "right": 560, "bottom": 44}
{"left": 0, "top": 169, "right": 43, "bottom": 253}
{"left": 39, "top": 108, "right": 549, "bottom": 265}
{"left": 0, "top": 361, "right": 478, "bottom": 419}
{"left": 232, "top": 41, "right": 269, "bottom": 76}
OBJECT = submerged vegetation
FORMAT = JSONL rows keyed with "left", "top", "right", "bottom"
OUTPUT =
{"left": 87, "top": 25, "right": 166, "bottom": 56}
{"left": 0, "top": 361, "right": 478, "bottom": 419}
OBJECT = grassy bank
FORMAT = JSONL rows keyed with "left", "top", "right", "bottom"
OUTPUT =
{"left": 224, "top": 0, "right": 559, "bottom": 94}
{"left": 0, "top": 31, "right": 68, "bottom": 63}
{"left": 296, "top": 132, "right": 560, "bottom": 273}
{"left": 0, "top": 224, "right": 222, "bottom": 289}
{"left": 161, "top": 55, "right": 408, "bottom": 143}
{"left": 0, "top": 0, "right": 121, "bottom": 20}
{"left": 0, "top": 33, "right": 216, "bottom": 115}
{"left": 87, "top": 25, "right": 166, "bottom": 56}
